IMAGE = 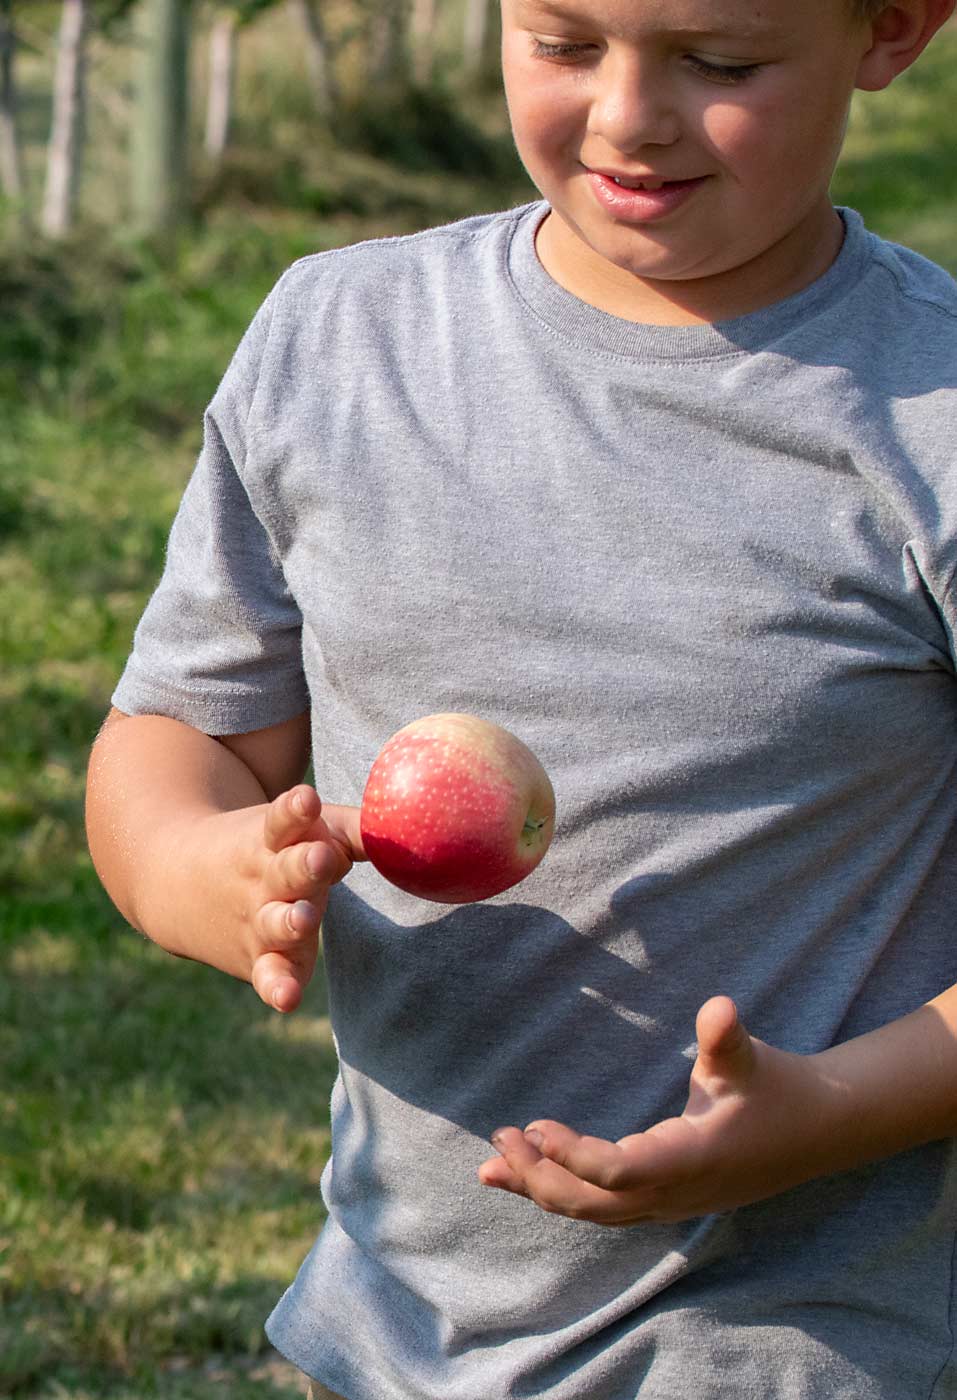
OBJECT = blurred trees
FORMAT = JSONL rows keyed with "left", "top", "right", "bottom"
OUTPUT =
{"left": 41, "top": 0, "right": 89, "bottom": 236}
{"left": 0, "top": 0, "right": 506, "bottom": 242}
{"left": 286, "top": 0, "right": 337, "bottom": 118}
{"left": 462, "top": 0, "right": 495, "bottom": 83}
{"left": 0, "top": 0, "right": 26, "bottom": 219}
{"left": 130, "top": 0, "right": 191, "bottom": 231}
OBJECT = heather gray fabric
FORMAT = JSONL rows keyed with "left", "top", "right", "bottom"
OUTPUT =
{"left": 113, "top": 203, "right": 957, "bottom": 1399}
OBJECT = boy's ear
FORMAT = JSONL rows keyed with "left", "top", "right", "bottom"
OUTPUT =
{"left": 855, "top": 0, "right": 955, "bottom": 91}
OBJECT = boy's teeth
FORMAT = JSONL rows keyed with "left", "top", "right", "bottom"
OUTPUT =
{"left": 612, "top": 176, "right": 665, "bottom": 190}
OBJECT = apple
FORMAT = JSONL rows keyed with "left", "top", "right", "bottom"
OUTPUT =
{"left": 359, "top": 713, "right": 556, "bottom": 903}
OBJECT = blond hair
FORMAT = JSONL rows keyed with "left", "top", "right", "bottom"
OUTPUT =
{"left": 851, "top": 0, "right": 887, "bottom": 17}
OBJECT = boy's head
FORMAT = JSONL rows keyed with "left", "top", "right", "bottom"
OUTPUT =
{"left": 500, "top": 0, "right": 954, "bottom": 324}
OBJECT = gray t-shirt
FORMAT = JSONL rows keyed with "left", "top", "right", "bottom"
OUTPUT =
{"left": 114, "top": 203, "right": 957, "bottom": 1399}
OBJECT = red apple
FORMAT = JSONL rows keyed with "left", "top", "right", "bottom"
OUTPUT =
{"left": 359, "top": 713, "right": 556, "bottom": 903}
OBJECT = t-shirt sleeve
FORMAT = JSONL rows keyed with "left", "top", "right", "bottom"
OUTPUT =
{"left": 111, "top": 283, "right": 310, "bottom": 735}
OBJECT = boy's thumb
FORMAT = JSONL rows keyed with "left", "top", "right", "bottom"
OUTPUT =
{"left": 694, "top": 995, "right": 753, "bottom": 1074}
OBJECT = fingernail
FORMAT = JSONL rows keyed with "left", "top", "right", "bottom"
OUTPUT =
{"left": 524, "top": 1128, "right": 544, "bottom": 1150}
{"left": 293, "top": 790, "right": 306, "bottom": 817}
{"left": 306, "top": 845, "right": 324, "bottom": 878}
{"left": 287, "top": 900, "right": 312, "bottom": 931}
{"left": 490, "top": 1129, "right": 506, "bottom": 1150}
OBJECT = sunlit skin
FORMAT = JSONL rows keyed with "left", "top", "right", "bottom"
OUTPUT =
{"left": 500, "top": 0, "right": 939, "bottom": 323}
{"left": 477, "top": 0, "right": 957, "bottom": 1221}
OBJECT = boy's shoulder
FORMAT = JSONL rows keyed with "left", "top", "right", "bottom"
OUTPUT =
{"left": 823, "top": 214, "right": 957, "bottom": 398}
{"left": 863, "top": 225, "right": 957, "bottom": 327}
{"left": 275, "top": 203, "right": 537, "bottom": 302}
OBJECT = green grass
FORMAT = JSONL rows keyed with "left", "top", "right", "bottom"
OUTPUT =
{"left": 1, "top": 17, "right": 955, "bottom": 1398}
{"left": 833, "top": 25, "right": 957, "bottom": 273}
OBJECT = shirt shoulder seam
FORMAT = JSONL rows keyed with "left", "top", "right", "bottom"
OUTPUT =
{"left": 870, "top": 250, "right": 957, "bottom": 324}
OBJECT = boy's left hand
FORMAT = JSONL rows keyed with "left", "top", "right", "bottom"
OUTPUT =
{"left": 478, "top": 996, "right": 852, "bottom": 1223}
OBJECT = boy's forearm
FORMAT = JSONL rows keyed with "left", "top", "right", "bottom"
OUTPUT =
{"left": 816, "top": 986, "right": 957, "bottom": 1170}
{"left": 86, "top": 711, "right": 270, "bottom": 959}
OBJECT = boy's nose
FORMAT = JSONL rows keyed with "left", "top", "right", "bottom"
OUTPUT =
{"left": 587, "top": 54, "right": 681, "bottom": 152}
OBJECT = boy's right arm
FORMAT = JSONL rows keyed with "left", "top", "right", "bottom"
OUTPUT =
{"left": 85, "top": 708, "right": 364, "bottom": 1013}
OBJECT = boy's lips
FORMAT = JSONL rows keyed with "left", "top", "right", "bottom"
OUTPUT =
{"left": 585, "top": 168, "right": 708, "bottom": 222}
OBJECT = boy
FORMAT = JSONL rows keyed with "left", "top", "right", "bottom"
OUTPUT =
{"left": 86, "top": 0, "right": 957, "bottom": 1395}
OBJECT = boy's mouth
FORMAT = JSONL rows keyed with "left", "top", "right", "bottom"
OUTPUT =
{"left": 589, "top": 166, "right": 683, "bottom": 190}
{"left": 585, "top": 169, "right": 707, "bottom": 222}
{"left": 610, "top": 175, "right": 666, "bottom": 191}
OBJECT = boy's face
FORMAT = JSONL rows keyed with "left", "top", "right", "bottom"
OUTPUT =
{"left": 501, "top": 0, "right": 875, "bottom": 322}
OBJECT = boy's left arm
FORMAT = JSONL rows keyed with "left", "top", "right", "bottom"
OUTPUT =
{"left": 479, "top": 989, "right": 957, "bottom": 1223}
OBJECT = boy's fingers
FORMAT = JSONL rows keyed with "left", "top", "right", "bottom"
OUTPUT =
{"left": 521, "top": 1121, "right": 635, "bottom": 1192}
{"left": 263, "top": 785, "right": 322, "bottom": 854}
{"left": 250, "top": 949, "right": 312, "bottom": 1013}
{"left": 256, "top": 897, "right": 324, "bottom": 949}
{"left": 477, "top": 1151, "right": 522, "bottom": 1191}
{"left": 481, "top": 1126, "right": 626, "bottom": 1221}
{"left": 268, "top": 837, "right": 348, "bottom": 902}
{"left": 477, "top": 1125, "right": 545, "bottom": 1196}
{"left": 319, "top": 802, "right": 367, "bottom": 865}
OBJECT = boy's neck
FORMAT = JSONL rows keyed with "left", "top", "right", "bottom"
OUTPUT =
{"left": 535, "top": 201, "right": 847, "bottom": 327}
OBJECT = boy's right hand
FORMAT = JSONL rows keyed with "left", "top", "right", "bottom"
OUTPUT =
{"left": 86, "top": 711, "right": 364, "bottom": 1014}
{"left": 229, "top": 784, "right": 363, "bottom": 1014}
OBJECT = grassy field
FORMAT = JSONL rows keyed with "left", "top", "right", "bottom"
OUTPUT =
{"left": 2, "top": 19, "right": 956, "bottom": 1398}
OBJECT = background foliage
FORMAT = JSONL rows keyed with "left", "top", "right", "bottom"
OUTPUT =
{"left": 1, "top": 8, "right": 955, "bottom": 1397}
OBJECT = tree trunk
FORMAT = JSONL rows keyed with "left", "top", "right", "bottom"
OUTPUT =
{"left": 462, "top": 0, "right": 498, "bottom": 84}
{"left": 0, "top": 0, "right": 26, "bottom": 215}
{"left": 409, "top": 0, "right": 435, "bottom": 87}
{"left": 286, "top": 0, "right": 337, "bottom": 118}
{"left": 131, "top": 0, "right": 191, "bottom": 234}
{"left": 367, "top": 0, "right": 407, "bottom": 87}
{"left": 41, "top": 0, "right": 89, "bottom": 238}
{"left": 203, "top": 6, "right": 235, "bottom": 162}
{"left": 461, "top": 0, "right": 487, "bottom": 76}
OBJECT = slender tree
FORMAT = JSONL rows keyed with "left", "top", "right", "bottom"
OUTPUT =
{"left": 203, "top": 0, "right": 298, "bottom": 167}
{"left": 409, "top": 0, "right": 436, "bottom": 86}
{"left": 41, "top": 0, "right": 89, "bottom": 238}
{"left": 130, "top": 0, "right": 192, "bottom": 233}
{"left": 203, "top": 4, "right": 236, "bottom": 159}
{"left": 366, "top": 0, "right": 408, "bottom": 87}
{"left": 0, "top": 0, "right": 26, "bottom": 220}
{"left": 286, "top": 0, "right": 337, "bottom": 118}
{"left": 462, "top": 0, "right": 498, "bottom": 84}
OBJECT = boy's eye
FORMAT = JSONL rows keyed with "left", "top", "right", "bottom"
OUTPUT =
{"left": 684, "top": 54, "right": 764, "bottom": 84}
{"left": 530, "top": 36, "right": 593, "bottom": 61}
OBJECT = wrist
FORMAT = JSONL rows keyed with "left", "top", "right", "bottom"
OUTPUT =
{"left": 812, "top": 998, "right": 957, "bottom": 1171}
{"left": 132, "top": 803, "right": 264, "bottom": 981}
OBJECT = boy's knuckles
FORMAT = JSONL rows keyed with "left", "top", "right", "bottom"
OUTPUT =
{"left": 594, "top": 1160, "right": 631, "bottom": 1192}
{"left": 281, "top": 910, "right": 311, "bottom": 945}
{"left": 536, "top": 1189, "right": 597, "bottom": 1221}
{"left": 262, "top": 799, "right": 293, "bottom": 851}
{"left": 268, "top": 842, "right": 317, "bottom": 898}
{"left": 256, "top": 899, "right": 315, "bottom": 949}
{"left": 535, "top": 1196, "right": 564, "bottom": 1216}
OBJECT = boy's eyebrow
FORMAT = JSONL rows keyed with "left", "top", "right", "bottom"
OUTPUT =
{"left": 512, "top": 0, "right": 778, "bottom": 39}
